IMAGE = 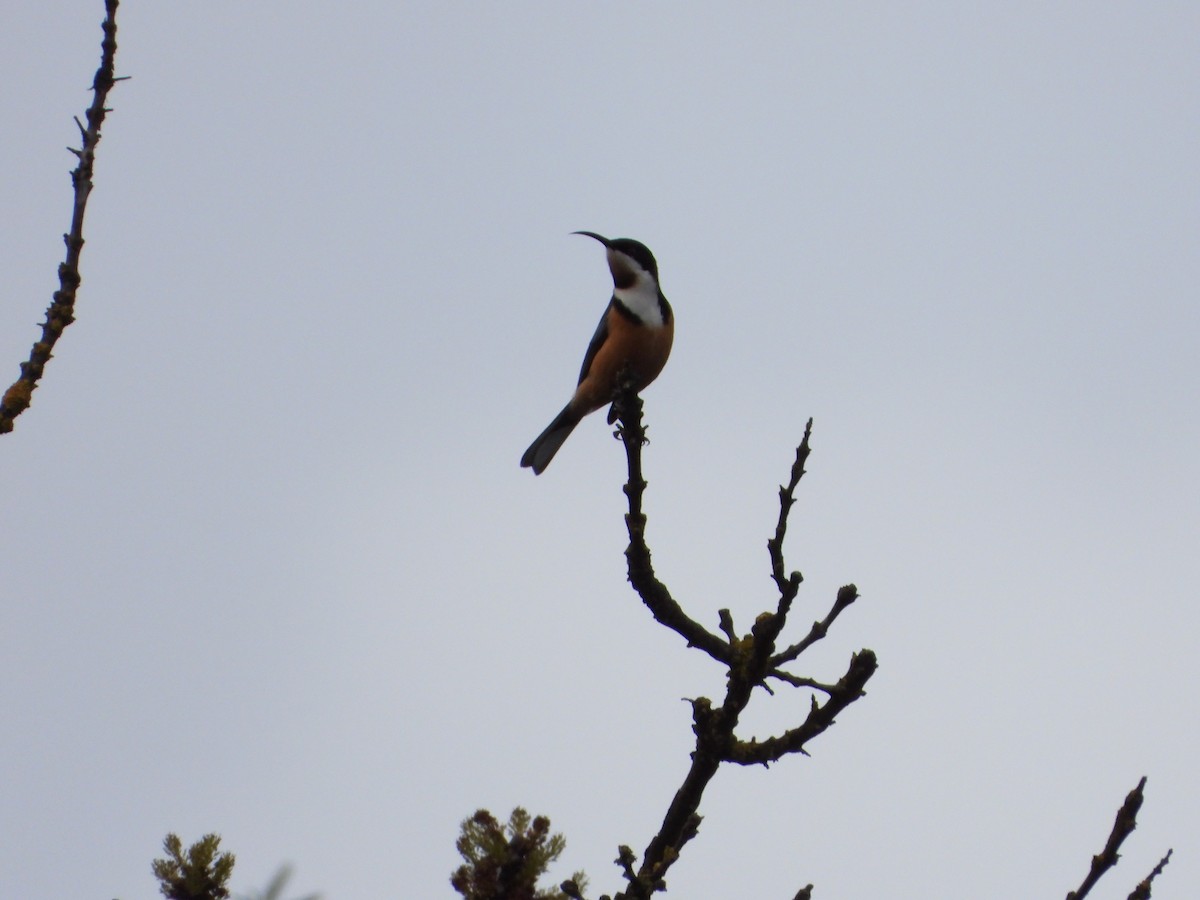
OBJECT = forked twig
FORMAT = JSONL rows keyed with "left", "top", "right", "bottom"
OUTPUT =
{"left": 608, "top": 380, "right": 874, "bottom": 898}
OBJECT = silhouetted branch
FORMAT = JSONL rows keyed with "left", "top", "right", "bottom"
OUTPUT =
{"left": 1127, "top": 849, "right": 1172, "bottom": 900}
{"left": 613, "top": 844, "right": 653, "bottom": 900}
{"left": 717, "top": 608, "right": 738, "bottom": 643}
{"left": 608, "top": 381, "right": 874, "bottom": 898}
{"left": 766, "top": 670, "right": 839, "bottom": 693}
{"left": 610, "top": 376, "right": 732, "bottom": 665}
{"left": 767, "top": 419, "right": 812, "bottom": 598}
{"left": 1, "top": 0, "right": 122, "bottom": 434}
{"left": 1065, "top": 777, "right": 1147, "bottom": 900}
{"left": 771, "top": 584, "right": 860, "bottom": 669}
{"left": 725, "top": 650, "right": 877, "bottom": 766}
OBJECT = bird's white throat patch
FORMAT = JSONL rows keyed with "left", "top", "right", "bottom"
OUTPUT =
{"left": 613, "top": 272, "right": 665, "bottom": 326}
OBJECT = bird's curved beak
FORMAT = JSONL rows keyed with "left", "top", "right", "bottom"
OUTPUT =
{"left": 571, "top": 230, "right": 611, "bottom": 247}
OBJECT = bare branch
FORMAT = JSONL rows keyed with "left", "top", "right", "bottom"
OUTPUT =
{"left": 771, "top": 584, "right": 859, "bottom": 669}
{"left": 1, "top": 0, "right": 121, "bottom": 434}
{"left": 1127, "top": 848, "right": 1172, "bottom": 900}
{"left": 611, "top": 377, "right": 732, "bottom": 664}
{"left": 724, "top": 650, "right": 877, "bottom": 766}
{"left": 614, "top": 844, "right": 654, "bottom": 900}
{"left": 717, "top": 608, "right": 737, "bottom": 643}
{"left": 602, "top": 404, "right": 874, "bottom": 899}
{"left": 1065, "top": 777, "right": 1147, "bottom": 900}
{"left": 766, "top": 669, "right": 839, "bottom": 694}
{"left": 767, "top": 418, "right": 813, "bottom": 597}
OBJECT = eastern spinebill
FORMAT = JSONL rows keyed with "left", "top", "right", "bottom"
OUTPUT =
{"left": 521, "top": 232, "right": 674, "bottom": 474}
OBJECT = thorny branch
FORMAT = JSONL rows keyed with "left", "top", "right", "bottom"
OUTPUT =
{"left": 604, "top": 376, "right": 876, "bottom": 899}
{"left": 1, "top": 0, "right": 123, "bottom": 434}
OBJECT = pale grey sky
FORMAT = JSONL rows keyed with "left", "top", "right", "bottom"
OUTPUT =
{"left": 2, "top": 3, "right": 1197, "bottom": 898}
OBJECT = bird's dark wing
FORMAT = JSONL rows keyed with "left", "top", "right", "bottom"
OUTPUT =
{"left": 576, "top": 301, "right": 612, "bottom": 385}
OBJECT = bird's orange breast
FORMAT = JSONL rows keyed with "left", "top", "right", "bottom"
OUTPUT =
{"left": 572, "top": 305, "right": 674, "bottom": 415}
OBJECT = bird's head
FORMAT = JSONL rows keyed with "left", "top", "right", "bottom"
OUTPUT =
{"left": 572, "top": 231, "right": 660, "bottom": 292}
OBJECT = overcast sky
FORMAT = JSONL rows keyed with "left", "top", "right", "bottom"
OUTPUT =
{"left": 2, "top": 3, "right": 1197, "bottom": 899}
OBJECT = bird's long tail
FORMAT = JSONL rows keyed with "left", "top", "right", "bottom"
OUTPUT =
{"left": 521, "top": 404, "right": 580, "bottom": 475}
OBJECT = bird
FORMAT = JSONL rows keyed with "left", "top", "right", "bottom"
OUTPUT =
{"left": 520, "top": 232, "right": 674, "bottom": 475}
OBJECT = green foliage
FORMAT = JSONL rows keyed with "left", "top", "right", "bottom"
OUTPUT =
{"left": 451, "top": 808, "right": 586, "bottom": 900}
{"left": 151, "top": 833, "right": 236, "bottom": 900}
